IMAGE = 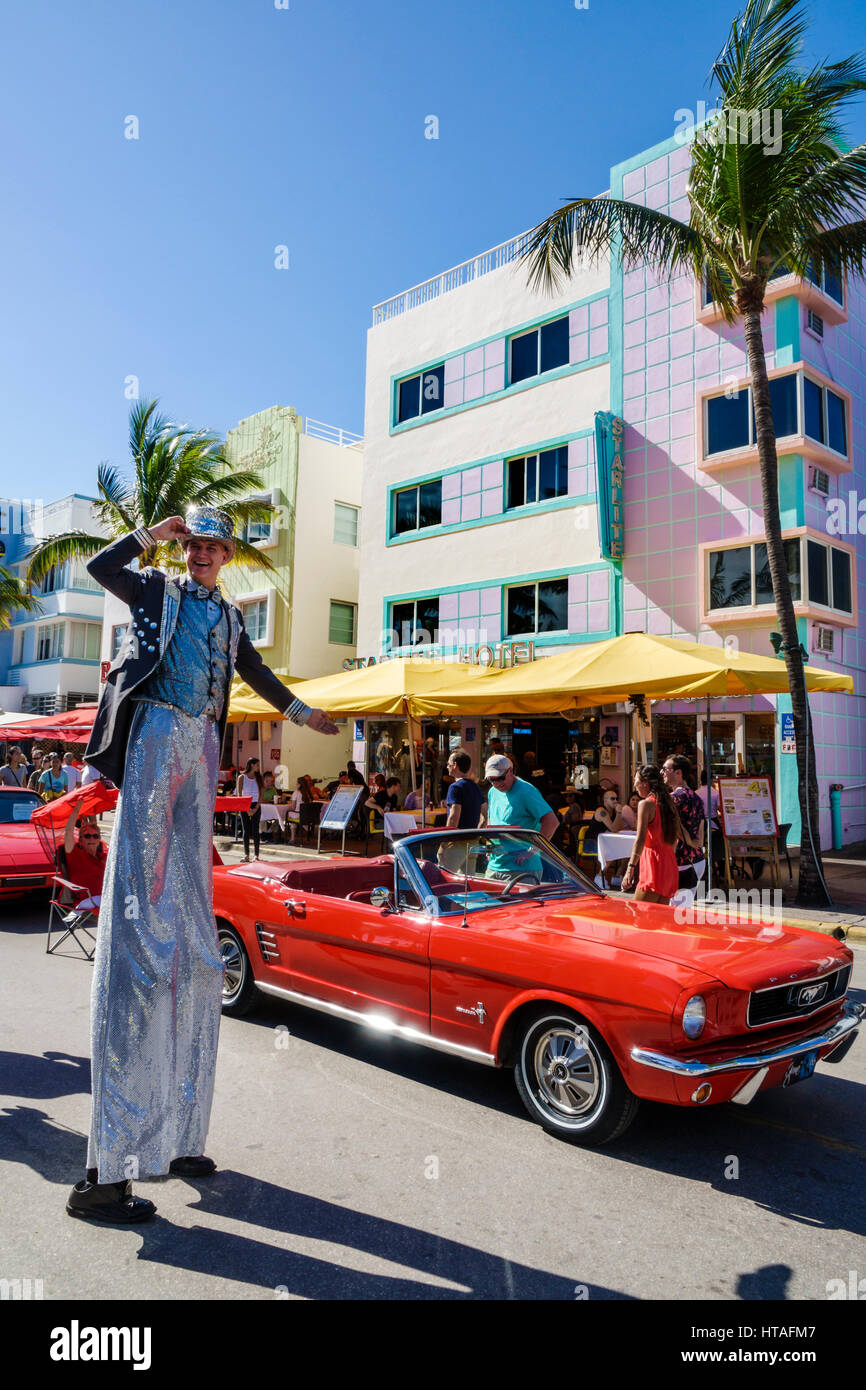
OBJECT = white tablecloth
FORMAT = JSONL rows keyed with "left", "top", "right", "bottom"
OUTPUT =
{"left": 260, "top": 803, "right": 287, "bottom": 827}
{"left": 597, "top": 832, "right": 636, "bottom": 870}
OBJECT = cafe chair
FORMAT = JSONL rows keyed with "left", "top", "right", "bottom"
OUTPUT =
{"left": 777, "top": 823, "right": 793, "bottom": 881}
{"left": 298, "top": 802, "right": 322, "bottom": 845}
{"left": 365, "top": 810, "right": 385, "bottom": 856}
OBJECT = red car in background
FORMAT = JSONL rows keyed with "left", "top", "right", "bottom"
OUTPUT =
{"left": 211, "top": 827, "right": 863, "bottom": 1146}
{"left": 0, "top": 788, "right": 55, "bottom": 900}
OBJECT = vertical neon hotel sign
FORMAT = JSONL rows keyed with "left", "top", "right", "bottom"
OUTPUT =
{"left": 593, "top": 411, "right": 625, "bottom": 560}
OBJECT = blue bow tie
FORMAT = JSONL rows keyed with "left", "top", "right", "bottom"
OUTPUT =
{"left": 187, "top": 580, "right": 221, "bottom": 601}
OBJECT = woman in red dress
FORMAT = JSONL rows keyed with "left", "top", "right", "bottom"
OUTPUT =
{"left": 63, "top": 800, "right": 107, "bottom": 908}
{"left": 621, "top": 765, "right": 695, "bottom": 904}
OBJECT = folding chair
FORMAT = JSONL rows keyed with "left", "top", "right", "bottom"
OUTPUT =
{"left": 46, "top": 846, "right": 98, "bottom": 960}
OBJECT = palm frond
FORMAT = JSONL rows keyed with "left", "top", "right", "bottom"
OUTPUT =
{"left": 522, "top": 197, "right": 702, "bottom": 293}
{"left": 23, "top": 533, "right": 106, "bottom": 588}
{"left": 712, "top": 0, "right": 807, "bottom": 101}
{"left": 0, "top": 566, "right": 43, "bottom": 627}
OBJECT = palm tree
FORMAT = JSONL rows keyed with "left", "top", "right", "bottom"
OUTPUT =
{"left": 0, "top": 565, "right": 42, "bottom": 629}
{"left": 25, "top": 398, "right": 278, "bottom": 584}
{"left": 522, "top": 0, "right": 866, "bottom": 907}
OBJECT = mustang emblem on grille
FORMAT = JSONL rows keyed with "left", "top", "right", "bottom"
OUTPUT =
{"left": 797, "top": 981, "right": 828, "bottom": 1007}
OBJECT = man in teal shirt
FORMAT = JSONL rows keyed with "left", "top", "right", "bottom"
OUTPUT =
{"left": 483, "top": 755, "right": 560, "bottom": 878}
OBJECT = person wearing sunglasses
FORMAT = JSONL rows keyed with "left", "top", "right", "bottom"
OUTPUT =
{"left": 483, "top": 754, "right": 560, "bottom": 879}
{"left": 63, "top": 800, "right": 107, "bottom": 910}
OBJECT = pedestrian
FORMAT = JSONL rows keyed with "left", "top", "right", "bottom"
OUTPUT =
{"left": 26, "top": 750, "right": 45, "bottom": 790}
{"left": 39, "top": 752, "right": 68, "bottom": 801}
{"left": 67, "top": 506, "right": 338, "bottom": 1225}
{"left": 620, "top": 765, "right": 690, "bottom": 904}
{"left": 697, "top": 769, "right": 720, "bottom": 823}
{"left": 482, "top": 754, "right": 560, "bottom": 878}
{"left": 236, "top": 757, "right": 263, "bottom": 861}
{"left": 445, "top": 750, "right": 484, "bottom": 830}
{"left": 662, "top": 754, "right": 706, "bottom": 890}
{"left": 0, "top": 745, "right": 28, "bottom": 786}
{"left": 62, "top": 752, "right": 82, "bottom": 791}
{"left": 80, "top": 761, "right": 102, "bottom": 787}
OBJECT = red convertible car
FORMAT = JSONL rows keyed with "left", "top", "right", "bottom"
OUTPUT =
{"left": 0, "top": 787, "right": 55, "bottom": 900}
{"left": 212, "top": 828, "right": 862, "bottom": 1145}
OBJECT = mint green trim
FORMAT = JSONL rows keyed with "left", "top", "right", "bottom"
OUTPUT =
{"left": 777, "top": 454, "right": 805, "bottom": 529}
{"left": 611, "top": 129, "right": 686, "bottom": 181}
{"left": 391, "top": 353, "right": 609, "bottom": 435}
{"left": 390, "top": 291, "right": 609, "bottom": 432}
{"left": 13, "top": 658, "right": 101, "bottom": 670}
{"left": 382, "top": 561, "right": 617, "bottom": 655}
{"left": 386, "top": 428, "right": 596, "bottom": 545}
{"left": 387, "top": 492, "right": 596, "bottom": 547}
{"left": 774, "top": 296, "right": 801, "bottom": 365}
{"left": 612, "top": 560, "right": 624, "bottom": 636}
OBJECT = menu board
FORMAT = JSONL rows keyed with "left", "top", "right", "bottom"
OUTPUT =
{"left": 319, "top": 786, "right": 364, "bottom": 831}
{"left": 718, "top": 777, "right": 779, "bottom": 840}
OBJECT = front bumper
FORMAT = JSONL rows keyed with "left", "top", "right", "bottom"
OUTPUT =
{"left": 631, "top": 1001, "right": 864, "bottom": 1079}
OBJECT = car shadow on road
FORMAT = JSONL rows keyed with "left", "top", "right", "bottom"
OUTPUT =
{"left": 236, "top": 1001, "right": 866, "bottom": 1242}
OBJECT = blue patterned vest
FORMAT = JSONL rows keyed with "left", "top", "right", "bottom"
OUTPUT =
{"left": 136, "top": 584, "right": 230, "bottom": 720}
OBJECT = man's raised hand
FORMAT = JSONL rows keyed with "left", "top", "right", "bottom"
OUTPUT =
{"left": 149, "top": 516, "right": 191, "bottom": 544}
{"left": 307, "top": 709, "right": 340, "bottom": 736}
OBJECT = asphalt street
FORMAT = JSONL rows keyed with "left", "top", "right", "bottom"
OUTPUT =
{"left": 1, "top": 896, "right": 864, "bottom": 1301}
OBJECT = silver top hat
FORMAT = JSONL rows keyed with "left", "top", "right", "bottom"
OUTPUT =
{"left": 184, "top": 505, "right": 235, "bottom": 544}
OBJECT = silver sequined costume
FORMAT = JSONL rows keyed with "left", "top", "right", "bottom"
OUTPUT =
{"left": 86, "top": 584, "right": 229, "bottom": 1182}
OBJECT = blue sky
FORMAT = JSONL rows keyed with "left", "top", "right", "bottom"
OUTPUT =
{"left": 3, "top": 0, "right": 865, "bottom": 506}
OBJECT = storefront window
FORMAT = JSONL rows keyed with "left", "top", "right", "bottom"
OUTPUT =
{"left": 654, "top": 716, "right": 698, "bottom": 769}
{"left": 367, "top": 720, "right": 414, "bottom": 798}
{"left": 745, "top": 715, "right": 775, "bottom": 775}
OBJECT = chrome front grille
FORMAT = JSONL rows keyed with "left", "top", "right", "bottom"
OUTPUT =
{"left": 255, "top": 923, "right": 280, "bottom": 963}
{"left": 747, "top": 964, "right": 851, "bottom": 1028}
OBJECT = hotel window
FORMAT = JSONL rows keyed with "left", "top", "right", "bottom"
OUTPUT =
{"left": 67, "top": 622, "right": 101, "bottom": 660}
{"left": 805, "top": 258, "right": 844, "bottom": 306}
{"left": 506, "top": 446, "right": 569, "bottom": 510}
{"left": 505, "top": 578, "right": 568, "bottom": 636}
{"left": 238, "top": 493, "right": 274, "bottom": 545}
{"left": 36, "top": 622, "right": 64, "bottom": 661}
{"left": 393, "top": 479, "right": 442, "bottom": 535}
{"left": 510, "top": 316, "right": 569, "bottom": 385}
{"left": 705, "top": 372, "right": 847, "bottom": 457}
{"left": 12, "top": 627, "right": 25, "bottom": 665}
{"left": 807, "top": 539, "right": 852, "bottom": 614}
{"left": 38, "top": 562, "right": 70, "bottom": 595}
{"left": 396, "top": 364, "right": 445, "bottom": 423}
{"left": 111, "top": 624, "right": 126, "bottom": 658}
{"left": 390, "top": 597, "right": 440, "bottom": 648}
{"left": 240, "top": 598, "right": 268, "bottom": 643}
{"left": 334, "top": 502, "right": 359, "bottom": 546}
{"left": 708, "top": 541, "right": 801, "bottom": 610}
{"left": 329, "top": 601, "right": 356, "bottom": 646}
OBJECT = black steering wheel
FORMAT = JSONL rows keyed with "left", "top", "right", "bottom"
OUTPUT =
{"left": 501, "top": 871, "right": 541, "bottom": 894}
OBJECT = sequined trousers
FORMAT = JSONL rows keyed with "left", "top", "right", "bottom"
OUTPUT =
{"left": 86, "top": 701, "right": 224, "bottom": 1181}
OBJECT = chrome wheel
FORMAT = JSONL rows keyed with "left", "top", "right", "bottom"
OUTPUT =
{"left": 513, "top": 1010, "right": 639, "bottom": 1144}
{"left": 217, "top": 924, "right": 257, "bottom": 1014}
{"left": 534, "top": 1025, "right": 602, "bottom": 1116}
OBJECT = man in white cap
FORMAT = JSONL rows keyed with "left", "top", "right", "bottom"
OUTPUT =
{"left": 67, "top": 508, "right": 338, "bottom": 1225}
{"left": 483, "top": 754, "right": 560, "bottom": 878}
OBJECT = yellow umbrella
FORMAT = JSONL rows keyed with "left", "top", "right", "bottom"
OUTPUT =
{"left": 285, "top": 656, "right": 488, "bottom": 717}
{"left": 414, "top": 633, "right": 854, "bottom": 714}
{"left": 226, "top": 672, "right": 302, "bottom": 723}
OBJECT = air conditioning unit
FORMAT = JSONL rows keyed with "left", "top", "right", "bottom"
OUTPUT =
{"left": 809, "top": 466, "right": 830, "bottom": 497}
{"left": 814, "top": 626, "right": 835, "bottom": 654}
{"left": 806, "top": 309, "right": 825, "bottom": 337}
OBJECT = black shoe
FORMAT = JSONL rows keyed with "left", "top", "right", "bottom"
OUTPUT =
{"left": 169, "top": 1155, "right": 217, "bottom": 1178}
{"left": 67, "top": 1178, "right": 156, "bottom": 1224}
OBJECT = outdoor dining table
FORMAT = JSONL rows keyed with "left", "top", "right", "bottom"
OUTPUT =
{"left": 597, "top": 831, "right": 636, "bottom": 872}
{"left": 259, "top": 803, "right": 288, "bottom": 830}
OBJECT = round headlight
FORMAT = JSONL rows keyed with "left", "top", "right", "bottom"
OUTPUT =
{"left": 682, "top": 995, "right": 706, "bottom": 1039}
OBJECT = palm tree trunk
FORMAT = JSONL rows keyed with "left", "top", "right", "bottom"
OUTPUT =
{"left": 741, "top": 300, "right": 830, "bottom": 908}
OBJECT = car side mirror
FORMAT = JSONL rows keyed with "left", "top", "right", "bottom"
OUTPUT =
{"left": 370, "top": 886, "right": 394, "bottom": 914}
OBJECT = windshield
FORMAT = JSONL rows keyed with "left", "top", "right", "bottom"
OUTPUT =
{"left": 0, "top": 793, "right": 41, "bottom": 824}
{"left": 400, "top": 831, "right": 599, "bottom": 915}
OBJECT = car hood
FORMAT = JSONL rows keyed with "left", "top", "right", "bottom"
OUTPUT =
{"left": 0, "top": 823, "right": 54, "bottom": 868}
{"left": 495, "top": 893, "right": 851, "bottom": 991}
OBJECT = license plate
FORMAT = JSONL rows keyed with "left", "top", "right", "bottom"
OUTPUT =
{"left": 783, "top": 1049, "right": 818, "bottom": 1087}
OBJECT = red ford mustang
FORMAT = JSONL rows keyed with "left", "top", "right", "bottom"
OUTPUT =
{"left": 0, "top": 788, "right": 55, "bottom": 900}
{"left": 212, "top": 828, "right": 862, "bottom": 1145}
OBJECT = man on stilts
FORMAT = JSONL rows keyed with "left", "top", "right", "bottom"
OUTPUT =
{"left": 67, "top": 508, "right": 337, "bottom": 1223}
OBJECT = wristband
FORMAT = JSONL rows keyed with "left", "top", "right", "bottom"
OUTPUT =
{"left": 284, "top": 697, "right": 313, "bottom": 726}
